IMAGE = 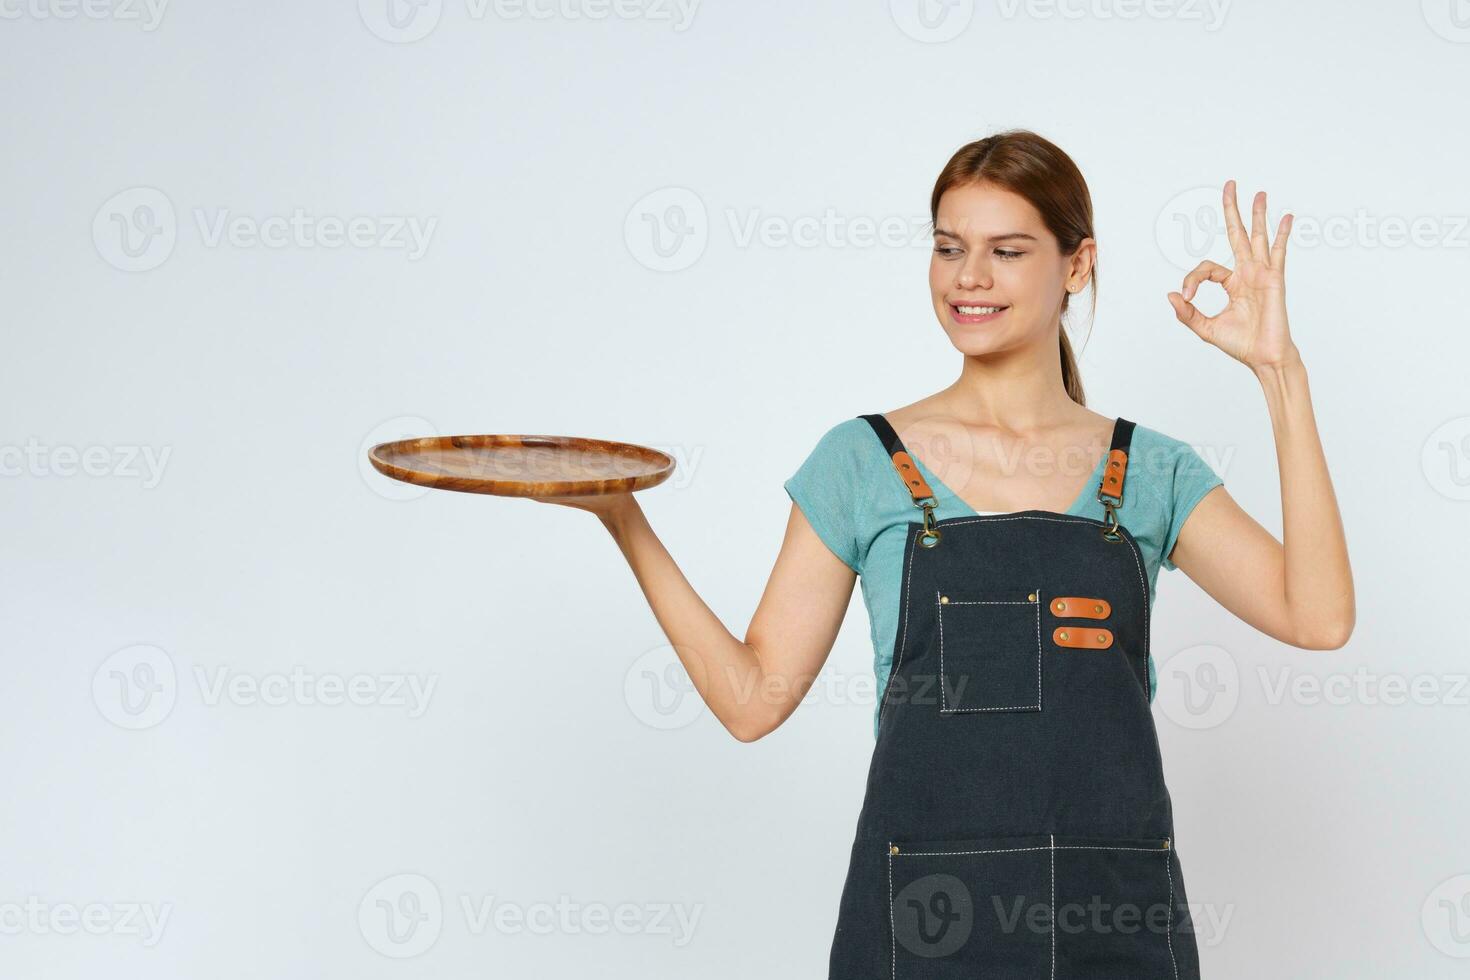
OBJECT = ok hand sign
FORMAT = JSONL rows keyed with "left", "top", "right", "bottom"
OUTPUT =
{"left": 1168, "top": 180, "right": 1299, "bottom": 370}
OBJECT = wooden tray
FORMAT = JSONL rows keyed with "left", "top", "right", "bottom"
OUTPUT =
{"left": 366, "top": 434, "right": 675, "bottom": 496}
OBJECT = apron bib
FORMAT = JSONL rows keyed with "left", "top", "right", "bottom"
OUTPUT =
{"left": 827, "top": 413, "right": 1203, "bottom": 979}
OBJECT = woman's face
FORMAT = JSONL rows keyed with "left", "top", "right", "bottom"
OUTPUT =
{"left": 928, "top": 181, "right": 1092, "bottom": 357}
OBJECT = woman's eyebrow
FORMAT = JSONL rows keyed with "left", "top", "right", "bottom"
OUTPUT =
{"left": 933, "top": 228, "right": 1040, "bottom": 244}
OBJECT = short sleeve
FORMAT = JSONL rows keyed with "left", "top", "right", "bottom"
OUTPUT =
{"left": 1160, "top": 441, "right": 1224, "bottom": 571}
{"left": 783, "top": 420, "right": 869, "bottom": 574}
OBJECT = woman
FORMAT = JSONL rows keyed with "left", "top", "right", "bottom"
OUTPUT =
{"left": 533, "top": 130, "right": 1355, "bottom": 976}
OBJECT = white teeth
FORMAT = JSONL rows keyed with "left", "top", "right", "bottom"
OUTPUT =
{"left": 956, "top": 305, "right": 1005, "bottom": 315}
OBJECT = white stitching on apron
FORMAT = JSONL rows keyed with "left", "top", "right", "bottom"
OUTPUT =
{"left": 880, "top": 515, "right": 1149, "bottom": 730}
{"left": 935, "top": 587, "right": 1042, "bottom": 712}
{"left": 886, "top": 836, "right": 1172, "bottom": 977}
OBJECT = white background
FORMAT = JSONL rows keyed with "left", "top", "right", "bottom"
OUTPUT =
{"left": 2, "top": 1, "right": 1468, "bottom": 976}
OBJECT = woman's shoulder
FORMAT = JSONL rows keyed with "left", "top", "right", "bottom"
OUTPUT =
{"left": 1123, "top": 421, "right": 1224, "bottom": 498}
{"left": 808, "top": 414, "right": 883, "bottom": 446}
{"left": 792, "top": 415, "right": 893, "bottom": 470}
{"left": 784, "top": 416, "right": 890, "bottom": 574}
{"left": 1119, "top": 420, "right": 1225, "bottom": 573}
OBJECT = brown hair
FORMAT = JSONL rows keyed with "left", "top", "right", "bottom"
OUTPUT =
{"left": 929, "top": 129, "right": 1096, "bottom": 405}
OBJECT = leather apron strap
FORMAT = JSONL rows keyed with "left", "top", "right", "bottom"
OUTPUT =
{"left": 858, "top": 413, "right": 1138, "bottom": 541}
{"left": 857, "top": 413, "right": 938, "bottom": 505}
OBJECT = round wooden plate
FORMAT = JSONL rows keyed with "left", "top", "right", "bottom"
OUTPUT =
{"left": 367, "top": 434, "right": 675, "bottom": 497}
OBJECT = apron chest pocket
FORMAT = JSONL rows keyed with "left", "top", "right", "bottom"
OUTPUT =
{"left": 935, "top": 587, "right": 1042, "bottom": 713}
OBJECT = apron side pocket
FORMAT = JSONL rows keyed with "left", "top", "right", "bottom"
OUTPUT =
{"left": 1051, "top": 835, "right": 1182, "bottom": 979}
{"left": 887, "top": 835, "right": 1053, "bottom": 977}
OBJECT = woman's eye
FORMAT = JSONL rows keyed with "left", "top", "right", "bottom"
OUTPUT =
{"left": 934, "top": 246, "right": 961, "bottom": 256}
{"left": 996, "top": 249, "right": 1024, "bottom": 259}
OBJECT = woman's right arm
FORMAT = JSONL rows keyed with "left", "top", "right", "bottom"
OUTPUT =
{"left": 592, "top": 494, "right": 858, "bottom": 742}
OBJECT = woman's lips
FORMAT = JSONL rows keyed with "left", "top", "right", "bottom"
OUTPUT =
{"left": 950, "top": 304, "right": 1009, "bottom": 325}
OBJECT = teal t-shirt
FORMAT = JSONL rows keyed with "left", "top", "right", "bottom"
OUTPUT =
{"left": 783, "top": 417, "right": 1224, "bottom": 739}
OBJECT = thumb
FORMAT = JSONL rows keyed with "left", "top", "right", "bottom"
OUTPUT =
{"left": 1167, "top": 291, "right": 1212, "bottom": 342}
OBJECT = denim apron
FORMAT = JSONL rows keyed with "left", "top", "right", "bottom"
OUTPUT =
{"left": 827, "top": 413, "right": 1203, "bottom": 979}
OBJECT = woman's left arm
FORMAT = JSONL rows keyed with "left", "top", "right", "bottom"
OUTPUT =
{"left": 1163, "top": 180, "right": 1355, "bottom": 650}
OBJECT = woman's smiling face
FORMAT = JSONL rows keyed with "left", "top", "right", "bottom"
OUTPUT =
{"left": 928, "top": 180, "right": 1092, "bottom": 356}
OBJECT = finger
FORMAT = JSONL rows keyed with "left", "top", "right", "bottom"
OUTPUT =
{"left": 1221, "top": 180, "right": 1252, "bottom": 264}
{"left": 1249, "top": 190, "right": 1269, "bottom": 261}
{"left": 1167, "top": 291, "right": 1212, "bottom": 341}
{"left": 1270, "top": 212, "right": 1293, "bottom": 272}
{"left": 1168, "top": 296, "right": 1215, "bottom": 348}
{"left": 1181, "top": 259, "right": 1232, "bottom": 302}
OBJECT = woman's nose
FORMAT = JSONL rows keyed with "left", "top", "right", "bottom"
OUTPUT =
{"left": 957, "top": 263, "right": 991, "bottom": 289}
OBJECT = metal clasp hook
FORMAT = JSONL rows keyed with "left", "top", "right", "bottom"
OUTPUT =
{"left": 1098, "top": 489, "right": 1123, "bottom": 542}
{"left": 918, "top": 498, "right": 941, "bottom": 548}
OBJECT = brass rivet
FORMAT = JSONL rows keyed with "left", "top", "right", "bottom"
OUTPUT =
{"left": 1096, "top": 633, "right": 1107, "bottom": 643}
{"left": 1059, "top": 631, "right": 1069, "bottom": 641}
{"left": 940, "top": 595, "right": 949, "bottom": 603}
{"left": 890, "top": 844, "right": 900, "bottom": 855}
{"left": 1028, "top": 592, "right": 1037, "bottom": 602}
{"left": 1094, "top": 604, "right": 1103, "bottom": 614}
{"left": 1053, "top": 600, "right": 1065, "bottom": 612}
